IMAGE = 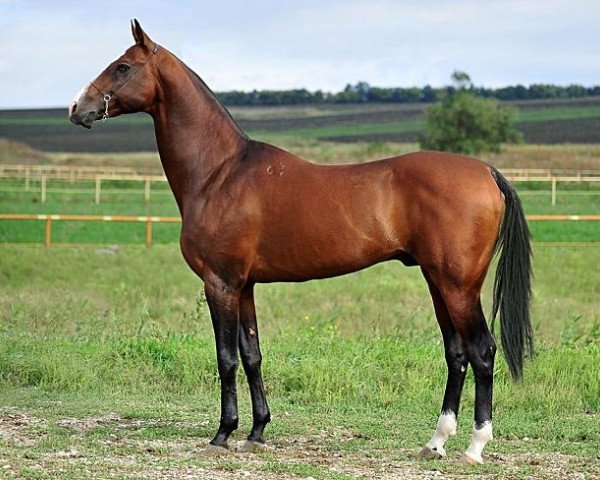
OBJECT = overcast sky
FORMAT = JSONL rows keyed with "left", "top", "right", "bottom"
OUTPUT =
{"left": 0, "top": 0, "right": 599, "bottom": 108}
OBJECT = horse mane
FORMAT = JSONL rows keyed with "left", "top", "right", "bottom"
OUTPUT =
{"left": 176, "top": 56, "right": 248, "bottom": 140}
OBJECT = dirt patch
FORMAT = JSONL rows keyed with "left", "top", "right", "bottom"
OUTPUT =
{"left": 0, "top": 409, "right": 48, "bottom": 447}
{"left": 56, "top": 413, "right": 123, "bottom": 432}
{"left": 1, "top": 411, "right": 598, "bottom": 479}
{"left": 0, "top": 137, "right": 49, "bottom": 163}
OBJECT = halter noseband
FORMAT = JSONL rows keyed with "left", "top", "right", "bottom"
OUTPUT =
{"left": 90, "top": 43, "right": 159, "bottom": 122}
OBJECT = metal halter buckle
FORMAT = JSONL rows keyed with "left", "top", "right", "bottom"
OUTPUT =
{"left": 102, "top": 94, "right": 111, "bottom": 121}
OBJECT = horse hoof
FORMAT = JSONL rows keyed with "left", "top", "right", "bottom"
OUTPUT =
{"left": 459, "top": 453, "right": 483, "bottom": 465}
{"left": 238, "top": 440, "right": 268, "bottom": 453}
{"left": 419, "top": 445, "right": 444, "bottom": 460}
{"left": 199, "top": 444, "right": 230, "bottom": 457}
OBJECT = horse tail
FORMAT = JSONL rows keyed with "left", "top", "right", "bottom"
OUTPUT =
{"left": 490, "top": 167, "right": 533, "bottom": 380}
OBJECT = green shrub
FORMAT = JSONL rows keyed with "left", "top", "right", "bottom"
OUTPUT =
{"left": 420, "top": 74, "right": 522, "bottom": 154}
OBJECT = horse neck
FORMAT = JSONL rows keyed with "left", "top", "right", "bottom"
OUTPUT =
{"left": 150, "top": 53, "right": 248, "bottom": 214}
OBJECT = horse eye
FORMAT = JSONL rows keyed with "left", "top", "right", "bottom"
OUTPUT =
{"left": 117, "top": 64, "right": 130, "bottom": 73}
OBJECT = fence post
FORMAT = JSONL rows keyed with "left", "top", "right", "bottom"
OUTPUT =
{"left": 95, "top": 176, "right": 101, "bottom": 204}
{"left": 25, "top": 167, "right": 31, "bottom": 191}
{"left": 551, "top": 177, "right": 557, "bottom": 206}
{"left": 146, "top": 219, "right": 153, "bottom": 247}
{"left": 144, "top": 178, "right": 151, "bottom": 202}
{"left": 44, "top": 217, "right": 52, "bottom": 247}
{"left": 41, "top": 174, "right": 47, "bottom": 203}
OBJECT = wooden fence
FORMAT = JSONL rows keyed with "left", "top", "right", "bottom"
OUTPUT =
{"left": 2, "top": 165, "right": 600, "bottom": 205}
{"left": 0, "top": 164, "right": 160, "bottom": 178}
{"left": 0, "top": 214, "right": 180, "bottom": 247}
{"left": 3, "top": 164, "right": 599, "bottom": 178}
{"left": 1, "top": 173, "right": 168, "bottom": 204}
{"left": 1, "top": 213, "right": 599, "bottom": 248}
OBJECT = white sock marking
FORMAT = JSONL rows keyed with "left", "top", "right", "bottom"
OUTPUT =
{"left": 464, "top": 421, "right": 493, "bottom": 464}
{"left": 426, "top": 411, "right": 457, "bottom": 456}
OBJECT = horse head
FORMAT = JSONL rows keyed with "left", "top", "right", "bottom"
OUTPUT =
{"left": 69, "top": 19, "right": 159, "bottom": 128}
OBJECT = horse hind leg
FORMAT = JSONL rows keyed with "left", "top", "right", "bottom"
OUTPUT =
{"left": 420, "top": 271, "right": 469, "bottom": 459}
{"left": 442, "top": 287, "right": 497, "bottom": 465}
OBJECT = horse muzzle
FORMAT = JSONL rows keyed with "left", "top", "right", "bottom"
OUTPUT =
{"left": 69, "top": 101, "right": 101, "bottom": 129}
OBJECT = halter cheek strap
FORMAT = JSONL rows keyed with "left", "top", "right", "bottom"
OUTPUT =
{"left": 90, "top": 43, "right": 159, "bottom": 122}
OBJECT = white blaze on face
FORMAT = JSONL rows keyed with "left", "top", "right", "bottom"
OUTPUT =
{"left": 69, "top": 84, "right": 91, "bottom": 116}
{"left": 426, "top": 411, "right": 457, "bottom": 456}
{"left": 464, "top": 421, "right": 493, "bottom": 464}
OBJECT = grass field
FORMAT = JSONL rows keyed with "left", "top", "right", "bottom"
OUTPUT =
{"left": 0, "top": 244, "right": 598, "bottom": 479}
{"left": 1, "top": 157, "right": 599, "bottom": 479}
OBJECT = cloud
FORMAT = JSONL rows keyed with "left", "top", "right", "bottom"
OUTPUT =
{"left": 0, "top": 0, "right": 598, "bottom": 108}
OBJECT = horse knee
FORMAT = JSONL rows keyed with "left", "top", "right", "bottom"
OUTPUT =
{"left": 241, "top": 351, "right": 262, "bottom": 376}
{"left": 445, "top": 347, "right": 468, "bottom": 374}
{"left": 218, "top": 356, "right": 238, "bottom": 381}
{"left": 470, "top": 341, "right": 496, "bottom": 378}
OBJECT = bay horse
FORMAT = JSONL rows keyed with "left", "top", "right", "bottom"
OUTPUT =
{"left": 69, "top": 20, "right": 533, "bottom": 464}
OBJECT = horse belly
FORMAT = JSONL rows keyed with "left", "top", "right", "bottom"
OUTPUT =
{"left": 250, "top": 211, "right": 402, "bottom": 283}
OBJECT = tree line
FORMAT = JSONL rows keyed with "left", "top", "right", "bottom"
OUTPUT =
{"left": 216, "top": 81, "right": 600, "bottom": 106}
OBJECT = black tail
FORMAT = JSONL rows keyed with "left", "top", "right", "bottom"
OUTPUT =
{"left": 491, "top": 168, "right": 533, "bottom": 380}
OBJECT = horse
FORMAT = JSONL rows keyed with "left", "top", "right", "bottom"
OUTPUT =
{"left": 69, "top": 20, "right": 533, "bottom": 464}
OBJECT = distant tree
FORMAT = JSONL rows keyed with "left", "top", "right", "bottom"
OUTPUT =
{"left": 528, "top": 84, "right": 559, "bottom": 99}
{"left": 451, "top": 70, "right": 473, "bottom": 90}
{"left": 420, "top": 74, "right": 522, "bottom": 154}
{"left": 216, "top": 79, "right": 600, "bottom": 106}
{"left": 420, "top": 85, "right": 437, "bottom": 102}
{"left": 392, "top": 87, "right": 421, "bottom": 103}
{"left": 587, "top": 86, "right": 600, "bottom": 96}
{"left": 369, "top": 87, "right": 393, "bottom": 102}
{"left": 566, "top": 84, "right": 586, "bottom": 97}
{"left": 354, "top": 81, "right": 371, "bottom": 102}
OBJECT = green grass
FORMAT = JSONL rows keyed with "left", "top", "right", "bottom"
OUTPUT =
{"left": 517, "top": 106, "right": 600, "bottom": 122}
{"left": 249, "top": 119, "right": 426, "bottom": 139}
{"left": 3, "top": 105, "right": 600, "bottom": 128}
{"left": 248, "top": 106, "right": 600, "bottom": 140}
{"left": 0, "top": 244, "right": 598, "bottom": 478}
{"left": 0, "top": 114, "right": 153, "bottom": 127}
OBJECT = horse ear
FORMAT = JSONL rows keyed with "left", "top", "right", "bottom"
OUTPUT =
{"left": 131, "top": 19, "right": 151, "bottom": 46}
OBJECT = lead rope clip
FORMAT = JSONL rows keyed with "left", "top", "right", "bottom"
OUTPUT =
{"left": 102, "top": 94, "right": 111, "bottom": 121}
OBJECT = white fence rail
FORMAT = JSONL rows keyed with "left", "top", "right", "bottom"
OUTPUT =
{"left": 1, "top": 165, "right": 600, "bottom": 205}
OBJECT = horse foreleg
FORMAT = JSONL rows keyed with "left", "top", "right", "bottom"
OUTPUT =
{"left": 420, "top": 273, "right": 468, "bottom": 459}
{"left": 237, "top": 284, "right": 271, "bottom": 452}
{"left": 204, "top": 281, "right": 241, "bottom": 451}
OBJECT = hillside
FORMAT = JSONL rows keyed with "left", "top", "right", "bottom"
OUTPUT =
{"left": 1, "top": 97, "right": 600, "bottom": 152}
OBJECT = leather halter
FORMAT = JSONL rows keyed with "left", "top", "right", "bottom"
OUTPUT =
{"left": 89, "top": 43, "right": 159, "bottom": 121}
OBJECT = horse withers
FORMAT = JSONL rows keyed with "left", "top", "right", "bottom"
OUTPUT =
{"left": 69, "top": 20, "right": 533, "bottom": 464}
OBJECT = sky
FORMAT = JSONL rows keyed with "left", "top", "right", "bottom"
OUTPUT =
{"left": 0, "top": 0, "right": 599, "bottom": 108}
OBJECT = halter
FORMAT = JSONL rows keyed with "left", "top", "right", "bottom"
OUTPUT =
{"left": 90, "top": 43, "right": 159, "bottom": 121}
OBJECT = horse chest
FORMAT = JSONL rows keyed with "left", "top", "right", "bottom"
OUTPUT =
{"left": 180, "top": 217, "right": 252, "bottom": 282}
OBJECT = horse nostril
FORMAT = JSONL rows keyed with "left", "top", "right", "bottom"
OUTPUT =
{"left": 69, "top": 101, "right": 78, "bottom": 116}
